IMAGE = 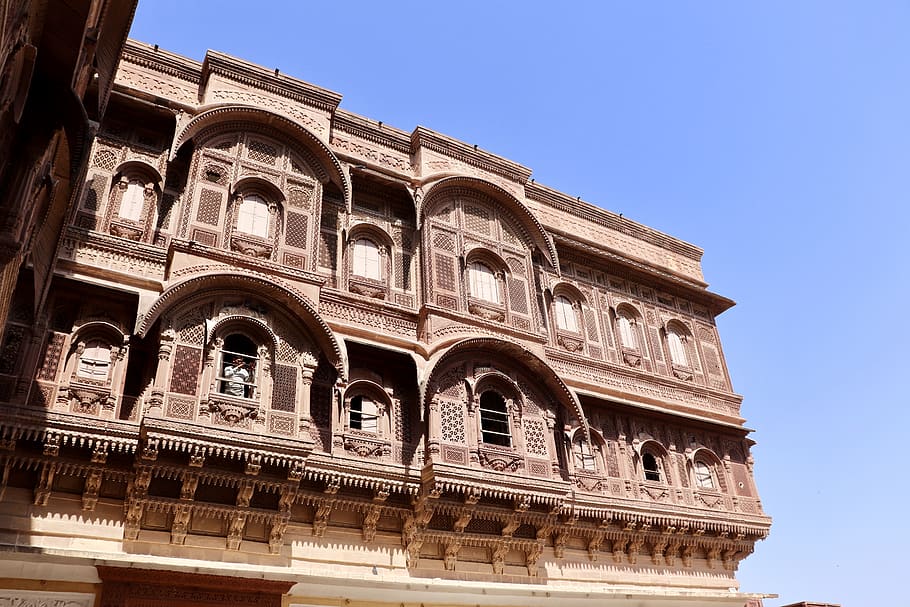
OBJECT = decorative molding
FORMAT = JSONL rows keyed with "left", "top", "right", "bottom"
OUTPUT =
{"left": 412, "top": 127, "right": 531, "bottom": 184}
{"left": 202, "top": 50, "right": 342, "bottom": 112}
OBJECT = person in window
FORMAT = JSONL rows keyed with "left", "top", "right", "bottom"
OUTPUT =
{"left": 222, "top": 357, "right": 251, "bottom": 397}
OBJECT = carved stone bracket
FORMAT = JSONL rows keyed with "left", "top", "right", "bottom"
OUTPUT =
{"left": 171, "top": 505, "right": 191, "bottom": 545}
{"left": 362, "top": 504, "right": 382, "bottom": 543}
{"left": 313, "top": 499, "right": 334, "bottom": 537}
{"left": 82, "top": 470, "right": 102, "bottom": 511}
{"left": 123, "top": 498, "right": 144, "bottom": 540}
{"left": 491, "top": 543, "right": 509, "bottom": 574}
{"left": 526, "top": 541, "right": 544, "bottom": 576}
{"left": 269, "top": 516, "right": 289, "bottom": 554}
{"left": 444, "top": 540, "right": 462, "bottom": 571}
{"left": 227, "top": 513, "right": 247, "bottom": 550}
{"left": 33, "top": 462, "right": 57, "bottom": 505}
{"left": 236, "top": 481, "right": 254, "bottom": 507}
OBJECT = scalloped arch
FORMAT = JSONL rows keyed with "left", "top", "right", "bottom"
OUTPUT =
{"left": 422, "top": 337, "right": 588, "bottom": 439}
{"left": 549, "top": 280, "right": 588, "bottom": 305}
{"left": 72, "top": 320, "right": 126, "bottom": 345}
{"left": 348, "top": 222, "right": 394, "bottom": 250}
{"left": 137, "top": 271, "right": 345, "bottom": 379}
{"left": 172, "top": 104, "right": 351, "bottom": 209}
{"left": 114, "top": 160, "right": 164, "bottom": 190}
{"left": 689, "top": 446, "right": 724, "bottom": 465}
{"left": 232, "top": 176, "right": 286, "bottom": 203}
{"left": 421, "top": 176, "right": 558, "bottom": 270}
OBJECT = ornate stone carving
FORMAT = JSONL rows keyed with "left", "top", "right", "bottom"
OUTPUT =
{"left": 478, "top": 448, "right": 524, "bottom": 472}
{"left": 82, "top": 470, "right": 102, "bottom": 511}
{"left": 362, "top": 505, "right": 382, "bottom": 543}
{"left": 227, "top": 513, "right": 247, "bottom": 550}
{"left": 171, "top": 505, "right": 191, "bottom": 545}
{"left": 468, "top": 303, "right": 505, "bottom": 323}
{"left": 313, "top": 500, "right": 333, "bottom": 537}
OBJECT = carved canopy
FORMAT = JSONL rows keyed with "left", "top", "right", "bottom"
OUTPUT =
{"left": 137, "top": 270, "right": 346, "bottom": 378}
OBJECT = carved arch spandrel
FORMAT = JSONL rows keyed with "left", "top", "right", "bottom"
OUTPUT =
{"left": 420, "top": 176, "right": 559, "bottom": 270}
{"left": 421, "top": 337, "right": 589, "bottom": 443}
{"left": 137, "top": 271, "right": 346, "bottom": 379}
{"left": 172, "top": 104, "right": 351, "bottom": 209}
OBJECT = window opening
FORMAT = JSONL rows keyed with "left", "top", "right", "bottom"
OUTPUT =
{"left": 237, "top": 194, "right": 270, "bottom": 238}
{"left": 479, "top": 391, "right": 511, "bottom": 447}
{"left": 469, "top": 262, "right": 499, "bottom": 304}
{"left": 574, "top": 438, "right": 596, "bottom": 471}
{"left": 695, "top": 460, "right": 715, "bottom": 489}
{"left": 77, "top": 339, "right": 111, "bottom": 379}
{"left": 554, "top": 295, "right": 578, "bottom": 332}
{"left": 618, "top": 314, "right": 637, "bottom": 348}
{"left": 219, "top": 334, "right": 258, "bottom": 399}
{"left": 349, "top": 395, "right": 379, "bottom": 432}
{"left": 352, "top": 238, "right": 381, "bottom": 280}
{"left": 642, "top": 452, "right": 661, "bottom": 482}
{"left": 119, "top": 181, "right": 145, "bottom": 222}
{"left": 668, "top": 329, "right": 688, "bottom": 366}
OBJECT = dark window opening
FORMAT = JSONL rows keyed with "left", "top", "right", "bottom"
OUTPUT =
{"left": 479, "top": 391, "right": 511, "bottom": 447}
{"left": 643, "top": 452, "right": 661, "bottom": 482}
{"left": 349, "top": 395, "right": 379, "bottom": 432}
{"left": 219, "top": 334, "right": 258, "bottom": 399}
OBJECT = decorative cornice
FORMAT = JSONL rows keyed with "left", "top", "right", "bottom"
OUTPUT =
{"left": 546, "top": 346, "right": 744, "bottom": 422}
{"left": 551, "top": 232, "right": 735, "bottom": 314}
{"left": 201, "top": 50, "right": 342, "bottom": 112}
{"left": 141, "top": 418, "right": 311, "bottom": 467}
{"left": 412, "top": 126, "right": 532, "bottom": 184}
{"left": 334, "top": 109, "right": 411, "bottom": 155}
{"left": 66, "top": 225, "right": 169, "bottom": 262}
{"left": 123, "top": 39, "right": 203, "bottom": 83}
{"left": 169, "top": 238, "right": 325, "bottom": 286}
{"left": 527, "top": 181, "right": 704, "bottom": 262}
{"left": 0, "top": 405, "right": 140, "bottom": 453}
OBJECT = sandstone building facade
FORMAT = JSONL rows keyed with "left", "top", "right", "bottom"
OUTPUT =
{"left": 0, "top": 39, "right": 771, "bottom": 607}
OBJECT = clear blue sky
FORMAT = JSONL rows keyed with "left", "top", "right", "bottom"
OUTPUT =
{"left": 130, "top": 3, "right": 909, "bottom": 604}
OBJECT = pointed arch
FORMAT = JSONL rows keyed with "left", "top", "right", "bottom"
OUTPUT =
{"left": 172, "top": 104, "right": 351, "bottom": 209}
{"left": 137, "top": 271, "right": 345, "bottom": 379}
{"left": 421, "top": 176, "right": 558, "bottom": 270}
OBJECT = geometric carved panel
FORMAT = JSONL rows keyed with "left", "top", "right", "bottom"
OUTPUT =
{"left": 170, "top": 345, "right": 201, "bottom": 395}
{"left": 440, "top": 399, "right": 465, "bottom": 443}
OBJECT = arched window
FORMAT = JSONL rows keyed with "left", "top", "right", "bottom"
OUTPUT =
{"left": 218, "top": 334, "right": 259, "bottom": 399}
{"left": 618, "top": 313, "right": 637, "bottom": 349}
{"left": 118, "top": 181, "right": 146, "bottom": 222}
{"left": 554, "top": 295, "right": 579, "bottom": 332}
{"left": 77, "top": 339, "right": 112, "bottom": 380}
{"left": 479, "top": 391, "right": 510, "bottom": 446}
{"left": 642, "top": 452, "right": 661, "bottom": 482}
{"left": 352, "top": 238, "right": 381, "bottom": 280}
{"left": 469, "top": 262, "right": 499, "bottom": 304}
{"left": 667, "top": 328, "right": 688, "bottom": 366}
{"left": 349, "top": 394, "right": 379, "bottom": 432}
{"left": 694, "top": 460, "right": 715, "bottom": 489}
{"left": 573, "top": 437, "right": 596, "bottom": 471}
{"left": 236, "top": 194, "right": 270, "bottom": 238}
